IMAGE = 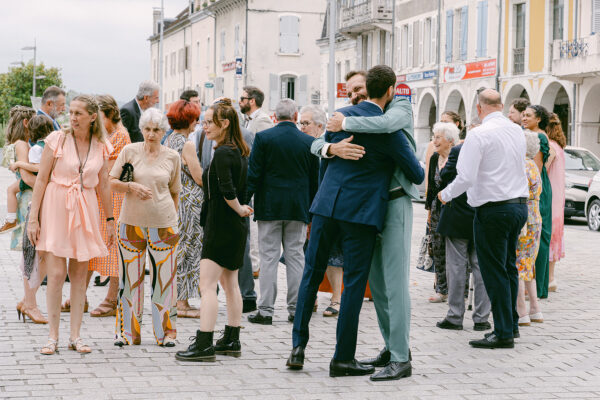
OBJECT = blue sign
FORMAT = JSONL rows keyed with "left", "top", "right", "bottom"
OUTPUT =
{"left": 423, "top": 70, "right": 437, "bottom": 79}
{"left": 235, "top": 57, "right": 243, "bottom": 79}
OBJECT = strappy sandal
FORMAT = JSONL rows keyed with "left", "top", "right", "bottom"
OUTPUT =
{"left": 61, "top": 299, "right": 89, "bottom": 313}
{"left": 90, "top": 299, "right": 117, "bottom": 317}
{"left": 178, "top": 308, "right": 201, "bottom": 318}
{"left": 69, "top": 337, "right": 92, "bottom": 354}
{"left": 22, "top": 306, "right": 48, "bottom": 324}
{"left": 161, "top": 336, "right": 176, "bottom": 347}
{"left": 40, "top": 338, "right": 59, "bottom": 355}
{"left": 323, "top": 302, "right": 340, "bottom": 317}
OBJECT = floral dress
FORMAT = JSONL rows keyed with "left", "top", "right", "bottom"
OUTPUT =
{"left": 429, "top": 165, "right": 447, "bottom": 295}
{"left": 516, "top": 159, "right": 542, "bottom": 281}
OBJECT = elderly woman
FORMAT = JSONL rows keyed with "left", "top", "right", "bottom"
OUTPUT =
{"left": 165, "top": 99, "right": 204, "bottom": 318}
{"left": 27, "top": 95, "right": 115, "bottom": 355}
{"left": 110, "top": 108, "right": 181, "bottom": 347}
{"left": 425, "top": 122, "right": 459, "bottom": 303}
{"left": 516, "top": 131, "right": 543, "bottom": 326}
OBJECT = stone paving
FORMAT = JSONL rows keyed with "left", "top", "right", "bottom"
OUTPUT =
{"left": 1, "top": 166, "right": 599, "bottom": 400}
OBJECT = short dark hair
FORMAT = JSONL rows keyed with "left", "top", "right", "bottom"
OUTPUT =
{"left": 242, "top": 86, "right": 265, "bottom": 108}
{"left": 510, "top": 97, "right": 531, "bottom": 113}
{"left": 527, "top": 105, "right": 551, "bottom": 131}
{"left": 345, "top": 70, "right": 367, "bottom": 82}
{"left": 180, "top": 90, "right": 199, "bottom": 102}
{"left": 28, "top": 115, "right": 54, "bottom": 142}
{"left": 365, "top": 65, "right": 396, "bottom": 99}
{"left": 41, "top": 86, "right": 65, "bottom": 104}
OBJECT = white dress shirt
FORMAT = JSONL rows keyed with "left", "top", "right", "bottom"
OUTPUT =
{"left": 440, "top": 111, "right": 528, "bottom": 207}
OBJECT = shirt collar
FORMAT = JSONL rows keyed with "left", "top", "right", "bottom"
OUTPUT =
{"left": 135, "top": 99, "right": 143, "bottom": 112}
{"left": 482, "top": 111, "right": 503, "bottom": 123}
{"left": 363, "top": 100, "right": 383, "bottom": 112}
{"left": 250, "top": 108, "right": 262, "bottom": 120}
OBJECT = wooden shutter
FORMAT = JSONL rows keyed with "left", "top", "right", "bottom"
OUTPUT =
{"left": 269, "top": 73, "right": 279, "bottom": 110}
{"left": 460, "top": 6, "right": 468, "bottom": 60}
{"left": 431, "top": 16, "right": 437, "bottom": 63}
{"left": 413, "top": 20, "right": 420, "bottom": 67}
{"left": 280, "top": 15, "right": 299, "bottom": 53}
{"left": 215, "top": 77, "right": 224, "bottom": 97}
{"left": 446, "top": 9, "right": 454, "bottom": 62}
{"left": 477, "top": 1, "right": 488, "bottom": 57}
{"left": 594, "top": 0, "right": 600, "bottom": 34}
{"left": 297, "top": 75, "right": 308, "bottom": 106}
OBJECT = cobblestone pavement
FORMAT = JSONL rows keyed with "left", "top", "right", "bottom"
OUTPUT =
{"left": 1, "top": 166, "right": 599, "bottom": 400}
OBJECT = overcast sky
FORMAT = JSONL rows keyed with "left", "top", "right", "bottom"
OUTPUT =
{"left": 1, "top": 0, "right": 189, "bottom": 104}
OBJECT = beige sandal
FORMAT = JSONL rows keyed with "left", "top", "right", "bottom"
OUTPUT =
{"left": 69, "top": 337, "right": 92, "bottom": 354}
{"left": 40, "top": 338, "right": 59, "bottom": 355}
{"left": 61, "top": 299, "right": 89, "bottom": 313}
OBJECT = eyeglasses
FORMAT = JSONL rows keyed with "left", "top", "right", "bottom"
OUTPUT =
{"left": 201, "top": 120, "right": 215, "bottom": 127}
{"left": 240, "top": 96, "right": 252, "bottom": 101}
{"left": 299, "top": 121, "right": 313, "bottom": 127}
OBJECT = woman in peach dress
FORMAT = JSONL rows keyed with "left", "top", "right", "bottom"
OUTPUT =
{"left": 27, "top": 95, "right": 115, "bottom": 355}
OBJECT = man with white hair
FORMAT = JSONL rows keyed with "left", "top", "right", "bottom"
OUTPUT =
{"left": 246, "top": 99, "right": 319, "bottom": 325}
{"left": 439, "top": 88, "right": 528, "bottom": 349}
{"left": 121, "top": 80, "right": 160, "bottom": 143}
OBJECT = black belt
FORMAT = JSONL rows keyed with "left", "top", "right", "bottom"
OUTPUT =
{"left": 389, "top": 187, "right": 407, "bottom": 201}
{"left": 479, "top": 197, "right": 527, "bottom": 208}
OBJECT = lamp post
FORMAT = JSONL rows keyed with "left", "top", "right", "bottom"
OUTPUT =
{"left": 22, "top": 39, "right": 37, "bottom": 98}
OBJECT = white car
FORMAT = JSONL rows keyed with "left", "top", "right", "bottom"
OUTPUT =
{"left": 585, "top": 171, "right": 600, "bottom": 231}
{"left": 564, "top": 146, "right": 600, "bottom": 219}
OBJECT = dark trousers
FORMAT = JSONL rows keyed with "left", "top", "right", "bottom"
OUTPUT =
{"left": 238, "top": 218, "right": 256, "bottom": 301}
{"left": 292, "top": 215, "right": 376, "bottom": 361}
{"left": 473, "top": 203, "right": 527, "bottom": 339}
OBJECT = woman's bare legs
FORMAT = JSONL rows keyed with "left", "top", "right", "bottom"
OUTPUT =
{"left": 44, "top": 252, "right": 68, "bottom": 340}
{"left": 525, "top": 279, "right": 541, "bottom": 314}
{"left": 220, "top": 269, "right": 242, "bottom": 327}
{"left": 68, "top": 259, "right": 90, "bottom": 340}
{"left": 326, "top": 266, "right": 343, "bottom": 304}
{"left": 199, "top": 259, "right": 224, "bottom": 332}
{"left": 517, "top": 280, "right": 527, "bottom": 317}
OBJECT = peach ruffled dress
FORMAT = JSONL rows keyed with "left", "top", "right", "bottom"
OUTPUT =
{"left": 36, "top": 130, "right": 113, "bottom": 262}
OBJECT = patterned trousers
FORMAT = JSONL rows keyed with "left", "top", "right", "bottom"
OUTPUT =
{"left": 115, "top": 223, "right": 179, "bottom": 346}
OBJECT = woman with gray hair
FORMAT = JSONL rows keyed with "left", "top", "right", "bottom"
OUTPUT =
{"left": 109, "top": 107, "right": 182, "bottom": 347}
{"left": 424, "top": 122, "right": 460, "bottom": 303}
{"left": 515, "top": 130, "right": 543, "bottom": 326}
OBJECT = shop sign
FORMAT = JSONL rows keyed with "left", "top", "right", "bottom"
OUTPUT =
{"left": 222, "top": 61, "right": 236, "bottom": 72}
{"left": 336, "top": 83, "right": 347, "bottom": 98}
{"left": 235, "top": 57, "right": 243, "bottom": 79}
{"left": 443, "top": 59, "right": 497, "bottom": 82}
{"left": 204, "top": 82, "right": 214, "bottom": 89}
{"left": 397, "top": 69, "right": 437, "bottom": 83}
{"left": 395, "top": 83, "right": 411, "bottom": 100}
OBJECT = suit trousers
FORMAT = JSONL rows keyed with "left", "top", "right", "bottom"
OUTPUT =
{"left": 473, "top": 203, "right": 527, "bottom": 339}
{"left": 238, "top": 220, "right": 257, "bottom": 301}
{"left": 369, "top": 196, "right": 412, "bottom": 363}
{"left": 249, "top": 218, "right": 260, "bottom": 272}
{"left": 292, "top": 215, "right": 377, "bottom": 361}
{"left": 257, "top": 220, "right": 307, "bottom": 317}
{"left": 445, "top": 237, "right": 491, "bottom": 325}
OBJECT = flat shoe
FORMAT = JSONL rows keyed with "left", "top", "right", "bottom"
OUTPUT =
{"left": 518, "top": 315, "right": 531, "bottom": 326}
{"left": 428, "top": 293, "right": 447, "bottom": 303}
{"left": 548, "top": 280, "right": 557, "bottom": 292}
{"left": 529, "top": 312, "right": 543, "bottom": 323}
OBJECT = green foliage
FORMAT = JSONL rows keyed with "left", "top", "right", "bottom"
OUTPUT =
{"left": 0, "top": 121, "right": 6, "bottom": 148}
{"left": 0, "top": 61, "right": 63, "bottom": 124}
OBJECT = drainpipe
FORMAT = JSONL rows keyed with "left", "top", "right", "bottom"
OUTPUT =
{"left": 496, "top": 0, "right": 502, "bottom": 91}
{"left": 436, "top": 0, "right": 441, "bottom": 120}
{"left": 391, "top": 0, "right": 396, "bottom": 66}
{"left": 571, "top": 0, "right": 578, "bottom": 145}
{"left": 245, "top": 0, "right": 248, "bottom": 87}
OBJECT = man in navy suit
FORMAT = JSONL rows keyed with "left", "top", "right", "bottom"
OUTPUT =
{"left": 287, "top": 65, "right": 424, "bottom": 377}
{"left": 246, "top": 99, "right": 319, "bottom": 325}
{"left": 38, "top": 86, "right": 65, "bottom": 131}
{"left": 120, "top": 80, "right": 159, "bottom": 143}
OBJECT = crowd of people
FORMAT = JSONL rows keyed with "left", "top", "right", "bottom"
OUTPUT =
{"left": 1, "top": 62, "right": 566, "bottom": 381}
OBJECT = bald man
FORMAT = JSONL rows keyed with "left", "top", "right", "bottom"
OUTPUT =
{"left": 439, "top": 89, "right": 528, "bottom": 349}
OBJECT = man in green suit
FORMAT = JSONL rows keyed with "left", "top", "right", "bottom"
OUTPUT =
{"left": 311, "top": 72, "right": 420, "bottom": 381}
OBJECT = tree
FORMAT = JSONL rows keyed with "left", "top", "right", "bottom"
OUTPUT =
{"left": 0, "top": 62, "right": 63, "bottom": 124}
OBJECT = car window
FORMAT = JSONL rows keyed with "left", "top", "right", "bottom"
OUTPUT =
{"left": 564, "top": 149, "right": 600, "bottom": 171}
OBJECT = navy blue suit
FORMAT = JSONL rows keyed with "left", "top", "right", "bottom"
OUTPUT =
{"left": 120, "top": 99, "right": 143, "bottom": 143}
{"left": 292, "top": 101, "right": 422, "bottom": 361}
{"left": 37, "top": 110, "right": 60, "bottom": 131}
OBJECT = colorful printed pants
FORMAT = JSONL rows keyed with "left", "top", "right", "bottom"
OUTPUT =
{"left": 115, "top": 223, "right": 179, "bottom": 346}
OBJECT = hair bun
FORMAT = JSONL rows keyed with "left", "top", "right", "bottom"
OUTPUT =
{"left": 218, "top": 98, "right": 233, "bottom": 107}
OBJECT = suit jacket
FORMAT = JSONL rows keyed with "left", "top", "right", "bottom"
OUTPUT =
{"left": 37, "top": 110, "right": 60, "bottom": 131}
{"left": 311, "top": 101, "right": 424, "bottom": 232}
{"left": 246, "top": 121, "right": 318, "bottom": 223}
{"left": 120, "top": 99, "right": 143, "bottom": 143}
{"left": 436, "top": 144, "right": 475, "bottom": 240}
{"left": 246, "top": 108, "right": 274, "bottom": 134}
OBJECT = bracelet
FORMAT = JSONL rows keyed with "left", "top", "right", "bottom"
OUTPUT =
{"left": 106, "top": 217, "right": 115, "bottom": 222}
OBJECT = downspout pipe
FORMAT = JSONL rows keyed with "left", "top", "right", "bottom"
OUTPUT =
{"left": 436, "top": 0, "right": 441, "bottom": 120}
{"left": 245, "top": 0, "right": 249, "bottom": 87}
{"left": 496, "top": 0, "right": 502, "bottom": 91}
{"left": 571, "top": 0, "right": 578, "bottom": 145}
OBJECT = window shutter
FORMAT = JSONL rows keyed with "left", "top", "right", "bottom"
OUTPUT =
{"left": 408, "top": 23, "right": 413, "bottom": 67}
{"left": 477, "top": 2, "right": 483, "bottom": 57}
{"left": 481, "top": 1, "right": 488, "bottom": 56}
{"left": 431, "top": 16, "right": 437, "bottom": 63}
{"left": 269, "top": 73, "right": 279, "bottom": 110}
{"left": 446, "top": 10, "right": 454, "bottom": 62}
{"left": 594, "top": 0, "right": 600, "bottom": 34}
{"left": 215, "top": 77, "right": 224, "bottom": 97}
{"left": 297, "top": 75, "right": 308, "bottom": 106}
{"left": 356, "top": 34, "right": 363, "bottom": 69}
{"left": 280, "top": 16, "right": 299, "bottom": 53}
{"left": 413, "top": 21, "right": 420, "bottom": 67}
{"left": 460, "top": 6, "right": 468, "bottom": 60}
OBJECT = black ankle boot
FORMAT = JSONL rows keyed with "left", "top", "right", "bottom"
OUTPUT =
{"left": 175, "top": 330, "right": 215, "bottom": 362}
{"left": 214, "top": 325, "right": 241, "bottom": 357}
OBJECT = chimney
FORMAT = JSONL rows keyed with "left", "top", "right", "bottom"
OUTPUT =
{"left": 153, "top": 8, "right": 162, "bottom": 36}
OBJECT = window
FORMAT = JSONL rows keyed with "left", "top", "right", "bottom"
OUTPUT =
{"left": 281, "top": 75, "right": 296, "bottom": 100}
{"left": 445, "top": 10, "right": 454, "bottom": 61}
{"left": 234, "top": 24, "right": 240, "bottom": 56}
{"left": 279, "top": 15, "right": 300, "bottom": 54}
{"left": 454, "top": 6, "right": 468, "bottom": 61}
{"left": 431, "top": 16, "right": 437, "bottom": 63}
{"left": 407, "top": 24, "right": 413, "bottom": 67}
{"left": 345, "top": 59, "right": 351, "bottom": 76}
{"left": 477, "top": 1, "right": 488, "bottom": 57}
{"left": 515, "top": 3, "right": 526, "bottom": 48}
{"left": 552, "top": 0, "right": 564, "bottom": 40}
{"left": 594, "top": 0, "right": 600, "bottom": 34}
{"left": 170, "top": 52, "right": 176, "bottom": 76}
{"left": 380, "top": 30, "right": 387, "bottom": 65}
{"left": 424, "top": 18, "right": 431, "bottom": 65}
{"left": 401, "top": 25, "right": 408, "bottom": 68}
{"left": 220, "top": 31, "right": 226, "bottom": 62}
{"left": 412, "top": 21, "right": 420, "bottom": 67}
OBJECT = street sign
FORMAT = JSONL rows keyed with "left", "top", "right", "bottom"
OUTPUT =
{"left": 395, "top": 83, "right": 411, "bottom": 97}
{"left": 235, "top": 57, "right": 243, "bottom": 80}
{"left": 204, "top": 82, "right": 214, "bottom": 89}
{"left": 336, "top": 83, "right": 347, "bottom": 98}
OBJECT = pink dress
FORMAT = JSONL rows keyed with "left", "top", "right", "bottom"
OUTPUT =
{"left": 548, "top": 140, "right": 565, "bottom": 262}
{"left": 37, "top": 131, "right": 113, "bottom": 261}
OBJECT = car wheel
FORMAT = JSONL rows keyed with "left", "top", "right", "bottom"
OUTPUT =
{"left": 587, "top": 199, "right": 600, "bottom": 231}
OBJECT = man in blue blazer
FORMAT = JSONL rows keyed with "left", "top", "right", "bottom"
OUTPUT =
{"left": 246, "top": 99, "right": 319, "bottom": 324}
{"left": 287, "top": 65, "right": 424, "bottom": 377}
{"left": 38, "top": 86, "right": 65, "bottom": 131}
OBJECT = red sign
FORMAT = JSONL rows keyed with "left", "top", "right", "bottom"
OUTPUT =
{"left": 395, "top": 83, "right": 411, "bottom": 97}
{"left": 443, "top": 59, "right": 497, "bottom": 82}
{"left": 222, "top": 61, "right": 236, "bottom": 72}
{"left": 396, "top": 75, "right": 406, "bottom": 83}
{"left": 336, "top": 83, "right": 347, "bottom": 98}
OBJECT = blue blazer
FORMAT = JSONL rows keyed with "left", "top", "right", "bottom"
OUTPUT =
{"left": 36, "top": 110, "right": 60, "bottom": 131}
{"left": 311, "top": 101, "right": 424, "bottom": 232}
{"left": 120, "top": 99, "right": 143, "bottom": 143}
{"left": 246, "top": 121, "right": 319, "bottom": 223}
{"left": 437, "top": 144, "right": 475, "bottom": 240}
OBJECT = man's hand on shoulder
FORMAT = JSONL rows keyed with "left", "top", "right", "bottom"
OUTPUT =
{"left": 326, "top": 112, "right": 344, "bottom": 132}
{"left": 328, "top": 135, "right": 365, "bottom": 160}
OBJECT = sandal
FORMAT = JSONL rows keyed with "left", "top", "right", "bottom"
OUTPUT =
{"left": 69, "top": 337, "right": 92, "bottom": 354}
{"left": 22, "top": 306, "right": 48, "bottom": 324}
{"left": 428, "top": 293, "right": 448, "bottom": 303}
{"left": 161, "top": 336, "right": 176, "bottom": 347}
{"left": 323, "top": 302, "right": 340, "bottom": 317}
{"left": 90, "top": 299, "right": 117, "bottom": 318}
{"left": 40, "top": 338, "right": 59, "bottom": 355}
{"left": 61, "top": 299, "right": 89, "bottom": 313}
{"left": 178, "top": 308, "right": 201, "bottom": 318}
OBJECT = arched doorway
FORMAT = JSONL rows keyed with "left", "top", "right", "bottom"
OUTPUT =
{"left": 503, "top": 83, "right": 530, "bottom": 113}
{"left": 416, "top": 92, "right": 437, "bottom": 143}
{"left": 580, "top": 84, "right": 600, "bottom": 156}
{"left": 445, "top": 90, "right": 466, "bottom": 126}
{"left": 540, "top": 82, "right": 571, "bottom": 143}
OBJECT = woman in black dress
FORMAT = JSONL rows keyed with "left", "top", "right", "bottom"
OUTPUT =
{"left": 176, "top": 98, "right": 252, "bottom": 362}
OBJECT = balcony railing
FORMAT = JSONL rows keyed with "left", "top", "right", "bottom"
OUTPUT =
{"left": 558, "top": 38, "right": 589, "bottom": 59}
{"left": 513, "top": 48, "right": 525, "bottom": 75}
{"left": 552, "top": 35, "right": 600, "bottom": 80}
{"left": 340, "top": 0, "right": 393, "bottom": 32}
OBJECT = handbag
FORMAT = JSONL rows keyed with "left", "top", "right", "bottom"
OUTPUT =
{"left": 119, "top": 162, "right": 134, "bottom": 182}
{"left": 416, "top": 232, "right": 435, "bottom": 272}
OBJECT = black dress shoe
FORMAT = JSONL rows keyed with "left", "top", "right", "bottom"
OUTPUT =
{"left": 436, "top": 318, "right": 463, "bottom": 330}
{"left": 287, "top": 314, "right": 294, "bottom": 323}
{"left": 485, "top": 330, "right": 519, "bottom": 339}
{"left": 248, "top": 312, "right": 272, "bottom": 325}
{"left": 370, "top": 361, "right": 412, "bottom": 381}
{"left": 470, "top": 333, "right": 514, "bottom": 349}
{"left": 286, "top": 346, "right": 304, "bottom": 370}
{"left": 359, "top": 347, "right": 390, "bottom": 367}
{"left": 329, "top": 359, "right": 375, "bottom": 377}
{"left": 473, "top": 321, "right": 492, "bottom": 331}
{"left": 175, "top": 330, "right": 215, "bottom": 362}
{"left": 242, "top": 300, "right": 257, "bottom": 313}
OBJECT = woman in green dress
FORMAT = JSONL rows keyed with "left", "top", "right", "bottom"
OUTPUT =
{"left": 522, "top": 105, "right": 552, "bottom": 299}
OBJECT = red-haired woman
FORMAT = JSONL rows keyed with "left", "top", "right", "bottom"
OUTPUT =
{"left": 165, "top": 100, "right": 204, "bottom": 318}
{"left": 176, "top": 98, "right": 252, "bottom": 362}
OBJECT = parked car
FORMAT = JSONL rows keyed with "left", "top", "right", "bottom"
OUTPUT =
{"left": 563, "top": 146, "right": 600, "bottom": 218}
{"left": 585, "top": 171, "right": 600, "bottom": 231}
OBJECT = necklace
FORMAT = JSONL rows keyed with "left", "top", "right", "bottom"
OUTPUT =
{"left": 73, "top": 134, "right": 92, "bottom": 190}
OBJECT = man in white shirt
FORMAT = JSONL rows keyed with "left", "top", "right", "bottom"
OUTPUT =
{"left": 439, "top": 88, "right": 528, "bottom": 349}
{"left": 240, "top": 86, "right": 274, "bottom": 134}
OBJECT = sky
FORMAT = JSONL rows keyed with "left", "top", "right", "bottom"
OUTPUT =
{"left": 0, "top": 0, "right": 190, "bottom": 104}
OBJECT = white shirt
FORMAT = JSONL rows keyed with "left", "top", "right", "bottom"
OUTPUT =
{"left": 28, "top": 144, "right": 44, "bottom": 164}
{"left": 440, "top": 111, "right": 528, "bottom": 207}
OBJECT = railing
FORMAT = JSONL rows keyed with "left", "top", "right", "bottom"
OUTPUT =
{"left": 559, "top": 38, "right": 589, "bottom": 59}
{"left": 513, "top": 48, "right": 525, "bottom": 75}
{"left": 341, "top": 0, "right": 393, "bottom": 30}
